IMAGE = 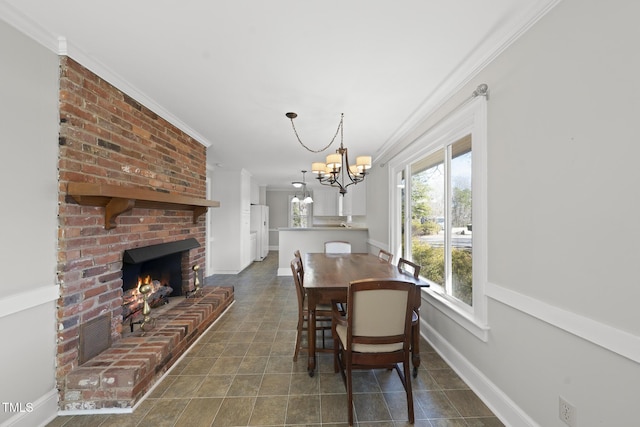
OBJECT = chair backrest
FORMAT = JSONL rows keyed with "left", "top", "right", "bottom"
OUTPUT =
{"left": 346, "top": 279, "right": 414, "bottom": 353}
{"left": 378, "top": 249, "right": 393, "bottom": 263}
{"left": 397, "top": 257, "right": 421, "bottom": 279}
{"left": 290, "top": 258, "right": 305, "bottom": 310}
{"left": 324, "top": 241, "right": 352, "bottom": 253}
{"left": 294, "top": 249, "right": 304, "bottom": 275}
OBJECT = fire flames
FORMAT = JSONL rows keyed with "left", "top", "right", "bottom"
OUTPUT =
{"left": 122, "top": 276, "right": 174, "bottom": 320}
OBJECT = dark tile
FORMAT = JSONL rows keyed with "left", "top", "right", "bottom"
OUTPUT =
{"left": 180, "top": 357, "right": 217, "bottom": 375}
{"left": 351, "top": 371, "right": 382, "bottom": 393}
{"left": 138, "top": 399, "right": 191, "bottom": 426}
{"left": 444, "top": 389, "right": 494, "bottom": 417}
{"left": 266, "top": 355, "right": 294, "bottom": 373}
{"left": 290, "top": 372, "right": 320, "bottom": 395}
{"left": 422, "top": 351, "right": 452, "bottom": 370}
{"left": 429, "top": 418, "right": 468, "bottom": 427}
{"left": 382, "top": 390, "right": 418, "bottom": 422}
{"left": 227, "top": 374, "right": 263, "bottom": 396}
{"left": 209, "top": 356, "right": 243, "bottom": 375}
{"left": 147, "top": 375, "right": 177, "bottom": 398}
{"left": 429, "top": 368, "right": 469, "bottom": 390}
{"left": 195, "top": 375, "right": 234, "bottom": 397}
{"left": 161, "top": 375, "right": 205, "bottom": 398}
{"left": 286, "top": 394, "right": 321, "bottom": 424}
{"left": 221, "top": 342, "right": 250, "bottom": 357}
{"left": 249, "top": 395, "right": 288, "bottom": 425}
{"left": 374, "top": 368, "right": 405, "bottom": 392}
{"left": 414, "top": 390, "right": 461, "bottom": 419}
{"left": 412, "top": 368, "right": 441, "bottom": 391}
{"left": 259, "top": 373, "right": 291, "bottom": 395}
{"left": 173, "top": 397, "right": 223, "bottom": 427}
{"left": 353, "top": 392, "right": 392, "bottom": 422}
{"left": 319, "top": 372, "right": 346, "bottom": 394}
{"left": 98, "top": 398, "right": 156, "bottom": 427}
{"left": 237, "top": 356, "right": 269, "bottom": 374}
{"left": 211, "top": 396, "right": 255, "bottom": 427}
{"left": 320, "top": 393, "right": 349, "bottom": 424}
{"left": 465, "top": 417, "right": 506, "bottom": 427}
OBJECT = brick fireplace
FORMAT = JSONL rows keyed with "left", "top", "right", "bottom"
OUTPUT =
{"left": 56, "top": 57, "right": 231, "bottom": 410}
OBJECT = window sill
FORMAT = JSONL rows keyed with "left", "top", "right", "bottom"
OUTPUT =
{"left": 421, "top": 287, "right": 490, "bottom": 342}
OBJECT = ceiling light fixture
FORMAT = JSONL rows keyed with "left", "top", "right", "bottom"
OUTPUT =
{"left": 291, "top": 170, "right": 313, "bottom": 204}
{"left": 286, "top": 112, "right": 371, "bottom": 195}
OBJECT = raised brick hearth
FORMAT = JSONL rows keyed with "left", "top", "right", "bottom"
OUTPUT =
{"left": 61, "top": 286, "right": 233, "bottom": 410}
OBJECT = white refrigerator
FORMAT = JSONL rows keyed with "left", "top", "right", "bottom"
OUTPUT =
{"left": 250, "top": 205, "right": 269, "bottom": 261}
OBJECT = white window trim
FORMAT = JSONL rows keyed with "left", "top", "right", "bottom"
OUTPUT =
{"left": 388, "top": 95, "right": 489, "bottom": 341}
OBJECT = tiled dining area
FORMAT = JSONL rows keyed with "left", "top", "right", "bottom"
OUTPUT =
{"left": 47, "top": 252, "right": 503, "bottom": 427}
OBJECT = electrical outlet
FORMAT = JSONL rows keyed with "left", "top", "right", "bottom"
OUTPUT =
{"left": 559, "top": 396, "right": 576, "bottom": 427}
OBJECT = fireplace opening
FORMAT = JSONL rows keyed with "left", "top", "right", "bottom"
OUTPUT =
{"left": 121, "top": 238, "right": 200, "bottom": 328}
{"left": 122, "top": 251, "right": 183, "bottom": 296}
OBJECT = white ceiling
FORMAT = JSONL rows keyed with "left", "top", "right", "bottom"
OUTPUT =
{"left": 1, "top": 0, "right": 557, "bottom": 189}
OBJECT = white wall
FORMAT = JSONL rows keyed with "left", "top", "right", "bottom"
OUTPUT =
{"left": 364, "top": 164, "right": 390, "bottom": 253}
{"left": 0, "top": 19, "right": 60, "bottom": 427}
{"left": 265, "top": 189, "right": 291, "bottom": 249}
{"left": 370, "top": 0, "right": 640, "bottom": 425}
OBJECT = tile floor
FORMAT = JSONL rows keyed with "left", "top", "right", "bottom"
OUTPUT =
{"left": 47, "top": 252, "right": 503, "bottom": 427}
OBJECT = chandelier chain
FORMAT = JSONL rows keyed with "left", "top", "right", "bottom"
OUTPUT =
{"left": 289, "top": 113, "right": 344, "bottom": 153}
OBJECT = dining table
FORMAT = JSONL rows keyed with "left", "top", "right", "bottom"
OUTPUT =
{"left": 303, "top": 252, "right": 429, "bottom": 376}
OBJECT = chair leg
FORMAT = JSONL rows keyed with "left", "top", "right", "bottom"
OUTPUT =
{"left": 293, "top": 317, "right": 303, "bottom": 362}
{"left": 411, "top": 310, "right": 420, "bottom": 377}
{"left": 403, "top": 358, "right": 415, "bottom": 424}
{"left": 332, "top": 324, "right": 340, "bottom": 373}
{"left": 346, "top": 356, "right": 354, "bottom": 427}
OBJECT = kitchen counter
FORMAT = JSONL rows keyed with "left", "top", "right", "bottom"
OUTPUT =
{"left": 278, "top": 226, "right": 368, "bottom": 231}
{"left": 278, "top": 227, "right": 369, "bottom": 275}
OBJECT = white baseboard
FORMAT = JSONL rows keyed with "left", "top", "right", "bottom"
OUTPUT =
{"left": 277, "top": 267, "right": 292, "bottom": 276}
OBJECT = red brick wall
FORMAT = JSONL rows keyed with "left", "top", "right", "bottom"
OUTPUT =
{"left": 56, "top": 57, "right": 208, "bottom": 385}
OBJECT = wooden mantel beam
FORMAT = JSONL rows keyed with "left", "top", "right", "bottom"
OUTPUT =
{"left": 67, "top": 182, "right": 220, "bottom": 230}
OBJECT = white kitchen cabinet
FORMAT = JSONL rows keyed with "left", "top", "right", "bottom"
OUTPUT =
{"left": 210, "top": 168, "right": 253, "bottom": 273}
{"left": 313, "top": 182, "right": 366, "bottom": 217}
{"left": 341, "top": 181, "right": 366, "bottom": 216}
{"left": 312, "top": 188, "right": 338, "bottom": 216}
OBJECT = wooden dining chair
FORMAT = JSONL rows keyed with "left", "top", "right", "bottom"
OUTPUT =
{"left": 332, "top": 279, "right": 415, "bottom": 425}
{"left": 291, "top": 258, "right": 333, "bottom": 362}
{"left": 397, "top": 257, "right": 422, "bottom": 377}
{"left": 378, "top": 249, "right": 393, "bottom": 263}
{"left": 324, "top": 241, "right": 352, "bottom": 253}
{"left": 397, "top": 257, "right": 421, "bottom": 279}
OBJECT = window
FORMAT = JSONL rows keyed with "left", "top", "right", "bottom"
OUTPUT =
{"left": 409, "top": 136, "right": 472, "bottom": 304}
{"left": 389, "top": 96, "right": 488, "bottom": 340}
{"left": 289, "top": 196, "right": 312, "bottom": 228}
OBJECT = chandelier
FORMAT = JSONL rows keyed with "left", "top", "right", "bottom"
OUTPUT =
{"left": 291, "top": 170, "right": 313, "bottom": 204}
{"left": 286, "top": 112, "right": 371, "bottom": 195}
